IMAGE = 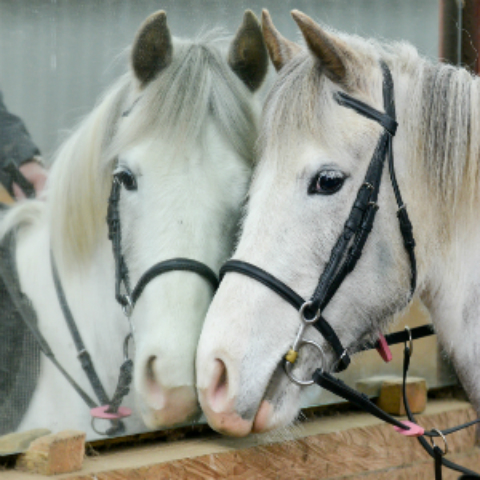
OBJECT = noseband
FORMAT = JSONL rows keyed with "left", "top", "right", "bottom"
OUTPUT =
{"left": 220, "top": 62, "right": 417, "bottom": 377}
{"left": 107, "top": 176, "right": 219, "bottom": 319}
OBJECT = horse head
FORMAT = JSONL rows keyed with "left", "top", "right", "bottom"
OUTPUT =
{"left": 45, "top": 10, "right": 268, "bottom": 430}
{"left": 197, "top": 10, "right": 419, "bottom": 436}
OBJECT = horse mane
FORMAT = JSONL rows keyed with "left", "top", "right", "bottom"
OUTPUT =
{"left": 412, "top": 60, "right": 480, "bottom": 215}
{"left": 110, "top": 32, "right": 258, "bottom": 162}
{"left": 1, "top": 32, "right": 258, "bottom": 268}
{"left": 261, "top": 28, "right": 480, "bottom": 221}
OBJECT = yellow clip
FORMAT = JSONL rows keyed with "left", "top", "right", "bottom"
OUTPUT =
{"left": 285, "top": 349, "right": 298, "bottom": 364}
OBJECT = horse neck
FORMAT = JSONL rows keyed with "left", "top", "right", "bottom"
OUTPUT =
{"left": 392, "top": 58, "right": 480, "bottom": 295}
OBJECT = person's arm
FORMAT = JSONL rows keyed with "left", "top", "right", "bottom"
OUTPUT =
{"left": 0, "top": 91, "right": 47, "bottom": 198}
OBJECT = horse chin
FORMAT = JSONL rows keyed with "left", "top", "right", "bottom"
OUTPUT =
{"left": 199, "top": 360, "right": 303, "bottom": 436}
{"left": 252, "top": 400, "right": 276, "bottom": 433}
{"left": 137, "top": 386, "right": 200, "bottom": 429}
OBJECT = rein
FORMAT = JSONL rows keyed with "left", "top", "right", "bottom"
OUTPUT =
{"left": 220, "top": 62, "right": 479, "bottom": 479}
{"left": 1, "top": 161, "right": 219, "bottom": 436}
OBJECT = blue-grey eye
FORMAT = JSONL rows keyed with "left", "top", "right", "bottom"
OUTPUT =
{"left": 115, "top": 169, "right": 137, "bottom": 191}
{"left": 309, "top": 170, "right": 345, "bottom": 195}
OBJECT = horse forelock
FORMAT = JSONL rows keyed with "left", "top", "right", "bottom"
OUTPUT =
{"left": 43, "top": 32, "right": 257, "bottom": 270}
{"left": 44, "top": 75, "right": 130, "bottom": 270}
{"left": 108, "top": 33, "right": 258, "bottom": 162}
{"left": 258, "top": 32, "right": 385, "bottom": 162}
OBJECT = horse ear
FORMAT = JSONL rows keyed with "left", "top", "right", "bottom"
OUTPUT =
{"left": 291, "top": 10, "right": 349, "bottom": 85}
{"left": 131, "top": 11, "right": 173, "bottom": 86}
{"left": 228, "top": 10, "right": 269, "bottom": 92}
{"left": 261, "top": 9, "right": 301, "bottom": 72}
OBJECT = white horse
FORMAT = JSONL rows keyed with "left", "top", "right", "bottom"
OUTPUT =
{"left": 0, "top": 10, "right": 267, "bottom": 439}
{"left": 196, "top": 9, "right": 480, "bottom": 436}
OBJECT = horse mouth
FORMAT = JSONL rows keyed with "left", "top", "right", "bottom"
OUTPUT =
{"left": 138, "top": 385, "right": 200, "bottom": 429}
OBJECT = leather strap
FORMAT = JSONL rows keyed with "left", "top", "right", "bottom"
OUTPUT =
{"left": 0, "top": 232, "right": 99, "bottom": 410}
{"left": 401, "top": 346, "right": 480, "bottom": 477}
{"left": 220, "top": 260, "right": 351, "bottom": 372}
{"left": 132, "top": 258, "right": 219, "bottom": 305}
{"left": 334, "top": 92, "right": 398, "bottom": 136}
{"left": 107, "top": 177, "right": 219, "bottom": 310}
{"left": 312, "top": 369, "right": 409, "bottom": 430}
{"left": 51, "top": 252, "right": 110, "bottom": 406}
{"left": 358, "top": 324, "right": 435, "bottom": 352}
{"left": 220, "top": 260, "right": 304, "bottom": 309}
{"left": 51, "top": 251, "right": 126, "bottom": 435}
{"left": 313, "top": 333, "right": 480, "bottom": 478}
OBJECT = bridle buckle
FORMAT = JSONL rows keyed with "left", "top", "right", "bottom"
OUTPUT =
{"left": 299, "top": 301, "right": 321, "bottom": 324}
{"left": 122, "top": 295, "right": 134, "bottom": 318}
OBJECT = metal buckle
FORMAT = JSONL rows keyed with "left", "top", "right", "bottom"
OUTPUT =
{"left": 284, "top": 340, "right": 324, "bottom": 386}
{"left": 299, "top": 301, "right": 320, "bottom": 324}
{"left": 404, "top": 325, "right": 413, "bottom": 357}
{"left": 122, "top": 295, "right": 133, "bottom": 317}
{"left": 123, "top": 333, "right": 133, "bottom": 361}
{"left": 429, "top": 428, "right": 448, "bottom": 456}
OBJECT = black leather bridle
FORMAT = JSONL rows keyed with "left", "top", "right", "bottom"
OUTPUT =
{"left": 107, "top": 176, "right": 219, "bottom": 316}
{"left": 219, "top": 62, "right": 480, "bottom": 479}
{"left": 220, "top": 62, "right": 416, "bottom": 375}
{"left": 40, "top": 170, "right": 220, "bottom": 437}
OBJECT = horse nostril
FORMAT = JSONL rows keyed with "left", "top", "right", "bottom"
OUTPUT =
{"left": 146, "top": 356, "right": 157, "bottom": 382}
{"left": 215, "top": 359, "right": 228, "bottom": 393}
{"left": 209, "top": 358, "right": 229, "bottom": 410}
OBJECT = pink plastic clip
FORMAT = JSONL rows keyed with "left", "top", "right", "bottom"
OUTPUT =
{"left": 376, "top": 334, "right": 393, "bottom": 362}
{"left": 90, "top": 405, "right": 132, "bottom": 420}
{"left": 393, "top": 421, "right": 425, "bottom": 437}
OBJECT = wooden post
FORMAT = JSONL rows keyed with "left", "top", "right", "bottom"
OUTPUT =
{"left": 0, "top": 183, "right": 14, "bottom": 204}
{"left": 440, "top": 0, "right": 480, "bottom": 73}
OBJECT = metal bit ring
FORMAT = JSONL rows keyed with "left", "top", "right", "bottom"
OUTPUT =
{"left": 404, "top": 325, "right": 413, "bottom": 357}
{"left": 429, "top": 428, "right": 448, "bottom": 456}
{"left": 123, "top": 333, "right": 133, "bottom": 361}
{"left": 91, "top": 417, "right": 108, "bottom": 437}
{"left": 299, "top": 301, "right": 320, "bottom": 325}
{"left": 284, "top": 340, "right": 325, "bottom": 386}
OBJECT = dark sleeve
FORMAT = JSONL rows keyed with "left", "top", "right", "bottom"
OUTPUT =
{"left": 0, "top": 90, "right": 40, "bottom": 169}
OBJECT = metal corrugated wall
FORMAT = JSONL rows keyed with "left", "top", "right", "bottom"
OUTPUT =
{"left": 0, "top": 0, "right": 438, "bottom": 160}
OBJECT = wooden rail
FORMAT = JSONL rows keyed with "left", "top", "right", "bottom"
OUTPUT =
{"left": 2, "top": 399, "right": 478, "bottom": 479}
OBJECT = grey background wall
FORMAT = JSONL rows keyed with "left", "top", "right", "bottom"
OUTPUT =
{"left": 0, "top": 0, "right": 439, "bottom": 160}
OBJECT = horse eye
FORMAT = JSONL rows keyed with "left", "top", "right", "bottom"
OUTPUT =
{"left": 115, "top": 169, "right": 137, "bottom": 191}
{"left": 309, "top": 170, "right": 345, "bottom": 195}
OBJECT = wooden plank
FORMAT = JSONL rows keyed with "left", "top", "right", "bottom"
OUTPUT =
{"left": 16, "top": 431, "right": 85, "bottom": 475}
{"left": 1, "top": 400, "right": 476, "bottom": 480}
{"left": 339, "top": 449, "right": 480, "bottom": 480}
{"left": 0, "top": 183, "right": 14, "bottom": 205}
